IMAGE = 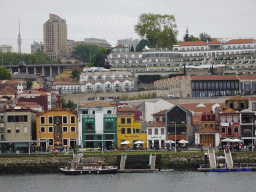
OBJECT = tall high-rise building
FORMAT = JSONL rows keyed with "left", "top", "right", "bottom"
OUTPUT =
{"left": 43, "top": 14, "right": 67, "bottom": 60}
{"left": 17, "top": 20, "right": 22, "bottom": 53}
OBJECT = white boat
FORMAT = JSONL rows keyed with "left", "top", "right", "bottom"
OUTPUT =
{"left": 159, "top": 169, "right": 174, "bottom": 172}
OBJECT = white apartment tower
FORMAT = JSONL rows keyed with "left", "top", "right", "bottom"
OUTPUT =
{"left": 43, "top": 14, "right": 67, "bottom": 60}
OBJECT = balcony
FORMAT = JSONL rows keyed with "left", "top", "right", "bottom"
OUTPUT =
{"left": 95, "top": 87, "right": 103, "bottom": 92}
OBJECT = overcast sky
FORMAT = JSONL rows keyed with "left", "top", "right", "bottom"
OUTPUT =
{"left": 1, "top": 0, "right": 256, "bottom": 53}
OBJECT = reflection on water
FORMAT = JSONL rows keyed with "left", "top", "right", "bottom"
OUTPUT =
{"left": 1, "top": 171, "right": 256, "bottom": 192}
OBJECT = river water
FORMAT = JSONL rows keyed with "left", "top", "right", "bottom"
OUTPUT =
{"left": 1, "top": 171, "right": 256, "bottom": 192}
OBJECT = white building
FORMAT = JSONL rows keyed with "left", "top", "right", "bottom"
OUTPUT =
{"left": 147, "top": 121, "right": 166, "bottom": 149}
{"left": 137, "top": 99, "right": 174, "bottom": 122}
{"left": 31, "top": 41, "right": 44, "bottom": 54}
{"left": 0, "top": 45, "right": 12, "bottom": 53}
{"left": 117, "top": 38, "right": 140, "bottom": 50}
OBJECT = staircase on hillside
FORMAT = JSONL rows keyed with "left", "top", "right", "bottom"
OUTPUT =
{"left": 225, "top": 150, "right": 233, "bottom": 168}
{"left": 120, "top": 154, "right": 127, "bottom": 170}
{"left": 150, "top": 154, "right": 156, "bottom": 170}
{"left": 208, "top": 149, "right": 216, "bottom": 169}
{"left": 205, "top": 56, "right": 214, "bottom": 65}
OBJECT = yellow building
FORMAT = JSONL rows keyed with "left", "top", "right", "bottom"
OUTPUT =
{"left": 36, "top": 108, "right": 78, "bottom": 151}
{"left": 117, "top": 106, "right": 147, "bottom": 150}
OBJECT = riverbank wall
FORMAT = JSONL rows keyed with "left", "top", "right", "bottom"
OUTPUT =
{"left": 1, "top": 153, "right": 256, "bottom": 174}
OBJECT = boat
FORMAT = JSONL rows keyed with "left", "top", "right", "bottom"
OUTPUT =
{"left": 59, "top": 153, "right": 117, "bottom": 175}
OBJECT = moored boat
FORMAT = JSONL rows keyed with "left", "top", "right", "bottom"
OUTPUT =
{"left": 59, "top": 161, "right": 118, "bottom": 175}
{"left": 59, "top": 153, "right": 117, "bottom": 175}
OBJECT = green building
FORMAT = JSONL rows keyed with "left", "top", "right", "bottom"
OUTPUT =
{"left": 78, "top": 101, "right": 117, "bottom": 149}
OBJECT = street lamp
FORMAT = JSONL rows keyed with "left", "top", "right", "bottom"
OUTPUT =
{"left": 175, "top": 121, "right": 176, "bottom": 153}
{"left": 252, "top": 119, "right": 254, "bottom": 152}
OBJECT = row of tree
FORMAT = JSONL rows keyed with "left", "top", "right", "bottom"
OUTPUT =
{"left": 0, "top": 51, "right": 61, "bottom": 65}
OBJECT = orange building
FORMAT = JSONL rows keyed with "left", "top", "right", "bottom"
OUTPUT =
{"left": 36, "top": 108, "right": 78, "bottom": 151}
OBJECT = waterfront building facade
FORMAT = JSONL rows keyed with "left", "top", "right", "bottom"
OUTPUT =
{"left": 218, "top": 108, "right": 241, "bottom": 139}
{"left": 240, "top": 109, "right": 255, "bottom": 145}
{"left": 78, "top": 101, "right": 117, "bottom": 149}
{"left": 166, "top": 105, "right": 193, "bottom": 143}
{"left": 36, "top": 108, "right": 78, "bottom": 151}
{"left": 117, "top": 106, "right": 147, "bottom": 149}
{"left": 147, "top": 121, "right": 166, "bottom": 149}
{"left": 43, "top": 14, "right": 67, "bottom": 60}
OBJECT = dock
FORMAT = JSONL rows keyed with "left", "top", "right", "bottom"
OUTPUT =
{"left": 198, "top": 149, "right": 256, "bottom": 172}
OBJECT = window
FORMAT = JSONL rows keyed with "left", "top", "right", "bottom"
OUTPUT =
{"left": 7, "top": 128, "right": 11, "bottom": 133}
{"left": 156, "top": 117, "right": 159, "bottom": 121}
{"left": 71, "top": 116, "right": 75, "bottom": 124}
{"left": 121, "top": 128, "right": 125, "bottom": 134}
{"left": 40, "top": 127, "right": 45, "bottom": 133}
{"left": 227, "top": 116, "right": 232, "bottom": 122}
{"left": 49, "top": 139, "right": 54, "bottom": 146}
{"left": 127, "top": 118, "right": 131, "bottom": 124}
{"left": 63, "top": 138, "right": 68, "bottom": 146}
{"left": 127, "top": 128, "right": 131, "bottom": 134}
{"left": 41, "top": 116, "right": 45, "bottom": 124}
{"left": 155, "top": 129, "right": 158, "bottom": 135}
{"left": 48, "top": 126, "right": 53, "bottom": 133}
{"left": 234, "top": 127, "right": 238, "bottom": 133}
{"left": 63, "top": 126, "right": 68, "bottom": 133}
{"left": 121, "top": 118, "right": 125, "bottom": 124}
{"left": 252, "top": 103, "right": 256, "bottom": 111}
{"left": 62, "top": 116, "right": 67, "bottom": 124}
{"left": 106, "top": 134, "right": 113, "bottom": 140}
{"left": 233, "top": 116, "right": 238, "bottom": 123}
{"left": 16, "top": 128, "right": 20, "bottom": 133}
{"left": 82, "top": 110, "right": 88, "bottom": 114}
{"left": 161, "top": 128, "right": 164, "bottom": 135}
{"left": 48, "top": 116, "right": 53, "bottom": 124}
{"left": 221, "top": 116, "right": 225, "bottom": 122}
{"left": 148, "top": 129, "right": 152, "bottom": 135}
{"left": 92, "top": 111, "right": 95, "bottom": 114}
{"left": 221, "top": 127, "right": 225, "bottom": 133}
{"left": 70, "top": 126, "right": 76, "bottom": 132}
{"left": 105, "top": 123, "right": 113, "bottom": 130}
{"left": 24, "top": 127, "right": 27, "bottom": 133}
{"left": 86, "top": 123, "right": 93, "bottom": 130}
{"left": 107, "top": 110, "right": 112, "bottom": 114}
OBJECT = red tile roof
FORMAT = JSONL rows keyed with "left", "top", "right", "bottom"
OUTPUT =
{"left": 180, "top": 103, "right": 225, "bottom": 114}
{"left": 226, "top": 96, "right": 248, "bottom": 101}
{"left": 225, "top": 39, "right": 255, "bottom": 44}
{"left": 190, "top": 75, "right": 238, "bottom": 80}
{"left": 221, "top": 108, "right": 237, "bottom": 114}
{"left": 147, "top": 121, "right": 166, "bottom": 127}
{"left": 193, "top": 114, "right": 202, "bottom": 126}
{"left": 196, "top": 125, "right": 219, "bottom": 133}
{"left": 80, "top": 101, "right": 114, "bottom": 108}
{"left": 237, "top": 75, "right": 256, "bottom": 80}
{"left": 117, "top": 106, "right": 137, "bottom": 112}
{"left": 179, "top": 41, "right": 207, "bottom": 46}
{"left": 208, "top": 39, "right": 222, "bottom": 45}
{"left": 152, "top": 109, "right": 168, "bottom": 116}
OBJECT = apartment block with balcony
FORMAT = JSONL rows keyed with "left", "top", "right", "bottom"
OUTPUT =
{"left": 0, "top": 108, "right": 4, "bottom": 141}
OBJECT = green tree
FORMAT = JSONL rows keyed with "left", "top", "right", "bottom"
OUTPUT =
{"left": 61, "top": 97, "right": 77, "bottom": 110}
{"left": 134, "top": 13, "right": 178, "bottom": 48}
{"left": 26, "top": 80, "right": 33, "bottom": 90}
{"left": 72, "top": 68, "right": 81, "bottom": 81}
{"left": 199, "top": 32, "right": 212, "bottom": 42}
{"left": 135, "top": 39, "right": 150, "bottom": 52}
{"left": 91, "top": 47, "right": 111, "bottom": 67}
{"left": 0, "top": 66, "right": 12, "bottom": 80}
{"left": 71, "top": 44, "right": 99, "bottom": 63}
{"left": 189, "top": 35, "right": 200, "bottom": 41}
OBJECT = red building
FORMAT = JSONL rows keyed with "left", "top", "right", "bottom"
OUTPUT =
{"left": 218, "top": 108, "right": 240, "bottom": 139}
